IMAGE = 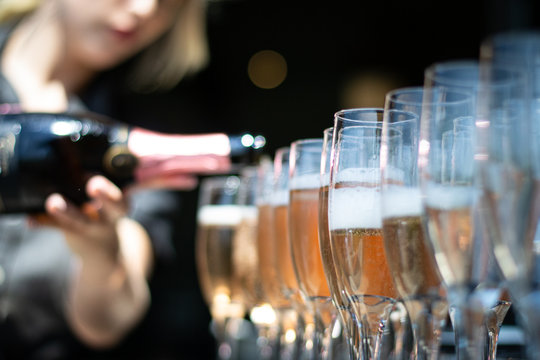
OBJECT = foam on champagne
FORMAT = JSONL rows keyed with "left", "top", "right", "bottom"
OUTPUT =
{"left": 197, "top": 205, "right": 244, "bottom": 226}
{"left": 381, "top": 187, "right": 423, "bottom": 218}
{"left": 290, "top": 173, "right": 321, "bottom": 190}
{"left": 271, "top": 189, "right": 289, "bottom": 206}
{"left": 320, "top": 172, "right": 330, "bottom": 187}
{"left": 329, "top": 186, "right": 382, "bottom": 230}
{"left": 241, "top": 205, "right": 259, "bottom": 221}
{"left": 424, "top": 183, "right": 476, "bottom": 210}
{"left": 329, "top": 167, "right": 382, "bottom": 230}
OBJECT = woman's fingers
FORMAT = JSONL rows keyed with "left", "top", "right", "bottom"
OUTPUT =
{"left": 44, "top": 193, "right": 90, "bottom": 233}
{"left": 86, "top": 175, "right": 123, "bottom": 202}
{"left": 85, "top": 175, "right": 127, "bottom": 224}
{"left": 44, "top": 175, "right": 128, "bottom": 236}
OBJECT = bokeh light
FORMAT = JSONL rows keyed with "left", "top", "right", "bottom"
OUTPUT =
{"left": 340, "top": 70, "right": 403, "bottom": 108}
{"left": 247, "top": 50, "right": 288, "bottom": 89}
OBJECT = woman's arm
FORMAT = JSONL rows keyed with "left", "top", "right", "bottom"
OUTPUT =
{"left": 45, "top": 175, "right": 153, "bottom": 348}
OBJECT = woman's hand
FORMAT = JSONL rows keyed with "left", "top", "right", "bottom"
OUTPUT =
{"left": 44, "top": 175, "right": 153, "bottom": 348}
{"left": 45, "top": 175, "right": 126, "bottom": 259}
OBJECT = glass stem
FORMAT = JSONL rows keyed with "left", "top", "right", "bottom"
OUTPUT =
{"left": 314, "top": 310, "right": 328, "bottom": 359}
{"left": 352, "top": 295, "right": 395, "bottom": 360}
{"left": 276, "top": 307, "right": 301, "bottom": 360}
{"left": 411, "top": 313, "right": 443, "bottom": 360}
{"left": 211, "top": 317, "right": 234, "bottom": 360}
{"left": 327, "top": 315, "right": 356, "bottom": 360}
{"left": 406, "top": 297, "right": 447, "bottom": 360}
{"left": 299, "top": 310, "right": 316, "bottom": 360}
{"left": 255, "top": 322, "right": 281, "bottom": 360}
{"left": 486, "top": 329, "right": 499, "bottom": 360}
{"left": 360, "top": 327, "right": 383, "bottom": 360}
{"left": 359, "top": 313, "right": 389, "bottom": 360}
{"left": 450, "top": 303, "right": 484, "bottom": 360}
{"left": 334, "top": 305, "right": 358, "bottom": 360}
{"left": 312, "top": 297, "right": 335, "bottom": 360}
{"left": 484, "top": 300, "right": 511, "bottom": 360}
{"left": 388, "top": 301, "right": 413, "bottom": 360}
{"left": 348, "top": 311, "right": 362, "bottom": 360}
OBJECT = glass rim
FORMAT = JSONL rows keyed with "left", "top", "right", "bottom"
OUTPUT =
{"left": 422, "top": 87, "right": 474, "bottom": 106}
{"left": 424, "top": 59, "right": 478, "bottom": 77}
{"left": 424, "top": 59, "right": 522, "bottom": 89}
{"left": 385, "top": 86, "right": 424, "bottom": 106}
{"left": 274, "top": 146, "right": 290, "bottom": 159}
{"left": 200, "top": 174, "right": 240, "bottom": 188}
{"left": 385, "top": 85, "right": 474, "bottom": 107}
{"left": 290, "top": 137, "right": 324, "bottom": 147}
{"left": 198, "top": 175, "right": 241, "bottom": 207}
{"left": 334, "top": 107, "right": 384, "bottom": 121}
{"left": 482, "top": 30, "right": 540, "bottom": 49}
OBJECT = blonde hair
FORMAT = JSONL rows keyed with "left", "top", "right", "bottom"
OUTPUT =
{"left": 130, "top": 0, "right": 209, "bottom": 92}
{"left": 0, "top": 0, "right": 39, "bottom": 22}
{"left": 0, "top": 0, "right": 209, "bottom": 92}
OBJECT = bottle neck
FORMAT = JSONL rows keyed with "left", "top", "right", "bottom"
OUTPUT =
{"left": 127, "top": 128, "right": 233, "bottom": 183}
{"left": 127, "top": 128, "right": 231, "bottom": 158}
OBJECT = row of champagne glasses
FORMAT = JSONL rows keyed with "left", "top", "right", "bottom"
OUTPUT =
{"left": 195, "top": 30, "right": 540, "bottom": 360}
{"left": 194, "top": 112, "right": 505, "bottom": 360}
{"left": 194, "top": 106, "right": 509, "bottom": 360}
{"left": 194, "top": 107, "right": 508, "bottom": 360}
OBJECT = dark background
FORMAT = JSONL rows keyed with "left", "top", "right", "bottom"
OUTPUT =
{"left": 126, "top": 0, "right": 540, "bottom": 154}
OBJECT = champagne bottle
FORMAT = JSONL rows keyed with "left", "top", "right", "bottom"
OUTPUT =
{"left": 0, "top": 112, "right": 264, "bottom": 213}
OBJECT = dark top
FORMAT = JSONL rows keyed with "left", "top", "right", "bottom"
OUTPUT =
{"left": 0, "top": 24, "right": 216, "bottom": 360}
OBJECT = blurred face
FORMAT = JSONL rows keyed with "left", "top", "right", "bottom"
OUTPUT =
{"left": 55, "top": 0, "right": 185, "bottom": 70}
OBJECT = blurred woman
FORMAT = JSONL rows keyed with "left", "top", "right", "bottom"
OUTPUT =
{"left": 0, "top": 0, "right": 226, "bottom": 358}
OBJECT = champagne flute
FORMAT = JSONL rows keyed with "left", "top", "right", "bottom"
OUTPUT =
{"left": 232, "top": 166, "right": 264, "bottom": 313}
{"left": 232, "top": 163, "right": 281, "bottom": 360}
{"left": 380, "top": 87, "right": 448, "bottom": 360}
{"left": 326, "top": 108, "right": 388, "bottom": 359}
{"left": 254, "top": 152, "right": 294, "bottom": 360}
{"left": 289, "top": 137, "right": 336, "bottom": 359}
{"left": 422, "top": 60, "right": 520, "bottom": 359}
{"left": 272, "top": 146, "right": 313, "bottom": 360}
{"left": 419, "top": 61, "right": 502, "bottom": 359}
{"left": 319, "top": 126, "right": 356, "bottom": 360}
{"left": 195, "top": 175, "right": 246, "bottom": 359}
{"left": 477, "top": 31, "right": 540, "bottom": 358}
{"left": 328, "top": 119, "right": 399, "bottom": 359}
